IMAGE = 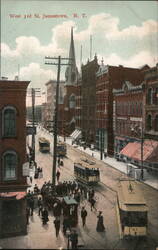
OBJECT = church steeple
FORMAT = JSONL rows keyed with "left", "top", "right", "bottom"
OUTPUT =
{"left": 65, "top": 27, "right": 78, "bottom": 85}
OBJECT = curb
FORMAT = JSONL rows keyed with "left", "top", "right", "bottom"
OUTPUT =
{"left": 68, "top": 142, "right": 158, "bottom": 192}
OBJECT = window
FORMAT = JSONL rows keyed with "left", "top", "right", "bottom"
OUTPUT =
{"left": 139, "top": 102, "right": 142, "bottom": 116}
{"left": 154, "top": 115, "right": 158, "bottom": 131}
{"left": 3, "top": 151, "right": 17, "bottom": 180}
{"left": 69, "top": 94, "right": 76, "bottom": 108}
{"left": 146, "top": 114, "right": 152, "bottom": 131}
{"left": 147, "top": 88, "right": 153, "bottom": 105}
{"left": 2, "top": 106, "right": 17, "bottom": 137}
{"left": 154, "top": 88, "right": 158, "bottom": 105}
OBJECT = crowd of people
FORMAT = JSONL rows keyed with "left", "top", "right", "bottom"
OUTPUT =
{"left": 26, "top": 157, "right": 105, "bottom": 249}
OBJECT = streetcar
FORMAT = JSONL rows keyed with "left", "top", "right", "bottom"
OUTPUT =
{"left": 57, "top": 142, "right": 67, "bottom": 157}
{"left": 62, "top": 196, "right": 78, "bottom": 227}
{"left": 116, "top": 179, "right": 148, "bottom": 239}
{"left": 74, "top": 158, "right": 100, "bottom": 185}
{"left": 38, "top": 137, "right": 50, "bottom": 153}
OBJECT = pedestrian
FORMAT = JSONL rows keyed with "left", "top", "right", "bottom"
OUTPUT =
{"left": 37, "top": 197, "right": 43, "bottom": 216}
{"left": 39, "top": 168, "right": 43, "bottom": 178}
{"left": 90, "top": 197, "right": 96, "bottom": 211}
{"left": 54, "top": 217, "right": 60, "bottom": 237}
{"left": 56, "top": 170, "right": 60, "bottom": 182}
{"left": 30, "top": 176, "right": 32, "bottom": 184}
{"left": 96, "top": 211, "right": 105, "bottom": 232}
{"left": 42, "top": 207, "right": 49, "bottom": 225}
{"left": 63, "top": 216, "right": 71, "bottom": 236}
{"left": 69, "top": 229, "right": 78, "bottom": 250}
{"left": 34, "top": 184, "right": 39, "bottom": 194}
{"left": 81, "top": 206, "right": 88, "bottom": 226}
{"left": 60, "top": 160, "right": 64, "bottom": 167}
{"left": 29, "top": 196, "right": 34, "bottom": 216}
{"left": 104, "top": 152, "right": 107, "bottom": 158}
{"left": 91, "top": 189, "right": 95, "bottom": 199}
{"left": 88, "top": 189, "right": 92, "bottom": 201}
{"left": 83, "top": 186, "right": 88, "bottom": 199}
{"left": 58, "top": 158, "right": 61, "bottom": 168}
{"left": 26, "top": 207, "right": 30, "bottom": 225}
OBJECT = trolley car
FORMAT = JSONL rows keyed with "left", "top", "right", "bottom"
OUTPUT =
{"left": 62, "top": 196, "right": 78, "bottom": 227}
{"left": 39, "top": 137, "right": 50, "bottom": 153}
{"left": 57, "top": 142, "right": 67, "bottom": 157}
{"left": 74, "top": 158, "right": 100, "bottom": 185}
{"left": 116, "top": 179, "right": 148, "bottom": 239}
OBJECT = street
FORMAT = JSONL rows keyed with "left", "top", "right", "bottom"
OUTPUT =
{"left": 34, "top": 128, "right": 158, "bottom": 249}
{"left": 0, "top": 127, "right": 158, "bottom": 250}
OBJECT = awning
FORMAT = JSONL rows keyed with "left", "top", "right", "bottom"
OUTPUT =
{"left": 120, "top": 142, "right": 139, "bottom": 158}
{"left": 0, "top": 192, "right": 26, "bottom": 200}
{"left": 115, "top": 136, "right": 126, "bottom": 141}
{"left": 120, "top": 140, "right": 158, "bottom": 162}
{"left": 70, "top": 129, "right": 82, "bottom": 140}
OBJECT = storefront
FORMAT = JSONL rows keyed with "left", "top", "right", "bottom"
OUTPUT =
{"left": 0, "top": 192, "right": 27, "bottom": 238}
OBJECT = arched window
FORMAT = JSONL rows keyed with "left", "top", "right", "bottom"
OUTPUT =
{"left": 154, "top": 87, "right": 158, "bottom": 105}
{"left": 3, "top": 151, "right": 17, "bottom": 180}
{"left": 147, "top": 88, "right": 153, "bottom": 105}
{"left": 146, "top": 114, "right": 152, "bottom": 131}
{"left": 139, "top": 102, "right": 142, "bottom": 116}
{"left": 154, "top": 115, "right": 158, "bottom": 131}
{"left": 2, "top": 106, "right": 17, "bottom": 137}
{"left": 69, "top": 94, "right": 76, "bottom": 108}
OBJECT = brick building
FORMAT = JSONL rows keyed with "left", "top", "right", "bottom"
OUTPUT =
{"left": 96, "top": 62, "right": 109, "bottom": 155}
{"left": 81, "top": 56, "right": 99, "bottom": 145}
{"left": 113, "top": 80, "right": 144, "bottom": 157}
{"left": 0, "top": 79, "right": 30, "bottom": 238}
{"left": 96, "top": 64, "right": 149, "bottom": 156}
{"left": 144, "top": 63, "right": 158, "bottom": 140}
{"left": 113, "top": 65, "right": 158, "bottom": 170}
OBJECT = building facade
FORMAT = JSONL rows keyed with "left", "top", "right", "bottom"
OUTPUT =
{"left": 112, "top": 65, "right": 158, "bottom": 170}
{"left": 96, "top": 64, "right": 149, "bottom": 156}
{"left": 144, "top": 63, "right": 158, "bottom": 141}
{"left": 0, "top": 79, "right": 30, "bottom": 238}
{"left": 113, "top": 81, "right": 144, "bottom": 158}
{"left": 44, "top": 79, "right": 65, "bottom": 132}
{"left": 95, "top": 63, "right": 109, "bottom": 155}
{"left": 63, "top": 27, "right": 79, "bottom": 136}
{"left": 81, "top": 56, "right": 99, "bottom": 145}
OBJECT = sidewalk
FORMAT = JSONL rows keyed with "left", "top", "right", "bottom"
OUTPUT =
{"left": 61, "top": 136, "right": 158, "bottom": 191}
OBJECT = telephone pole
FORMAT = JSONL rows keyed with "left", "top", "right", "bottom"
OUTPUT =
{"left": 45, "top": 56, "right": 72, "bottom": 186}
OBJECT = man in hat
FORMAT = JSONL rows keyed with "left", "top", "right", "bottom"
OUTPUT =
{"left": 81, "top": 207, "right": 88, "bottom": 226}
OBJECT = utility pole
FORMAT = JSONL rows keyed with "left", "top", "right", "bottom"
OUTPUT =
{"left": 140, "top": 124, "right": 144, "bottom": 180}
{"left": 100, "top": 129, "right": 104, "bottom": 160}
{"left": 45, "top": 56, "right": 72, "bottom": 186}
{"left": 31, "top": 88, "right": 35, "bottom": 165}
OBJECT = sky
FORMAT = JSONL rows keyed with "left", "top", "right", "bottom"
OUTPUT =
{"left": 1, "top": 0, "right": 158, "bottom": 105}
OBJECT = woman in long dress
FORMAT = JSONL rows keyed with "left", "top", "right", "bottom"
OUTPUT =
{"left": 96, "top": 211, "right": 105, "bottom": 232}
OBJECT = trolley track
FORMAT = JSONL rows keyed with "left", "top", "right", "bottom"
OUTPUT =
{"left": 62, "top": 165, "right": 116, "bottom": 207}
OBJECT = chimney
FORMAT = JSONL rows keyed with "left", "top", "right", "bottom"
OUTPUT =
{"left": 15, "top": 75, "right": 19, "bottom": 81}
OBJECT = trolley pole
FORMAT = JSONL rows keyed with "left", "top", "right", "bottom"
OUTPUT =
{"left": 45, "top": 56, "right": 72, "bottom": 187}
{"left": 31, "top": 88, "right": 35, "bottom": 165}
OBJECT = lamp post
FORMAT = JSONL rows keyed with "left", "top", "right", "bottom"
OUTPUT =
{"left": 140, "top": 125, "right": 144, "bottom": 180}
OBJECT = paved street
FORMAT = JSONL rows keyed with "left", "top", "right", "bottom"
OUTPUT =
{"left": 0, "top": 127, "right": 158, "bottom": 249}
